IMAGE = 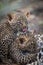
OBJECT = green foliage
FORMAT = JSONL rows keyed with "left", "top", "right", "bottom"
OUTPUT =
{"left": 0, "top": 2, "right": 4, "bottom": 9}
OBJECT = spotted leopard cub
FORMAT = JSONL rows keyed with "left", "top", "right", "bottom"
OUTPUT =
{"left": 7, "top": 11, "right": 28, "bottom": 33}
{"left": 10, "top": 32, "right": 38, "bottom": 65}
{"left": 0, "top": 21, "right": 15, "bottom": 64}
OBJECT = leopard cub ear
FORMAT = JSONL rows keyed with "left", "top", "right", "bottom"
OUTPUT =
{"left": 7, "top": 14, "right": 12, "bottom": 21}
{"left": 26, "top": 12, "right": 30, "bottom": 17}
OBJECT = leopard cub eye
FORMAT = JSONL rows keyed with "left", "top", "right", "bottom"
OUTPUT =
{"left": 19, "top": 38, "right": 24, "bottom": 44}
